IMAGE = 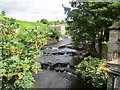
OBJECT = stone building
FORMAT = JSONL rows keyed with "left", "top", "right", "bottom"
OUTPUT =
{"left": 107, "top": 20, "right": 120, "bottom": 90}
{"left": 48, "top": 24, "right": 68, "bottom": 35}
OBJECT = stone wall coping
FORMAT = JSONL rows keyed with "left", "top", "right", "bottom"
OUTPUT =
{"left": 108, "top": 29, "right": 120, "bottom": 30}
{"left": 108, "top": 20, "right": 120, "bottom": 30}
{"left": 48, "top": 24, "right": 68, "bottom": 27}
{"left": 107, "top": 60, "right": 120, "bottom": 66}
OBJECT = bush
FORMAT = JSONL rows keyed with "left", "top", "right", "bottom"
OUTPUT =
{"left": 75, "top": 56, "right": 108, "bottom": 88}
{"left": 0, "top": 17, "right": 49, "bottom": 89}
{"left": 36, "top": 26, "right": 62, "bottom": 40}
{"left": 49, "top": 27, "right": 62, "bottom": 40}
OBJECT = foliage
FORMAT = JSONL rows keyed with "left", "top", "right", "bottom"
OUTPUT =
{"left": 16, "top": 19, "right": 62, "bottom": 40}
{"left": 35, "top": 26, "right": 62, "bottom": 40}
{"left": 75, "top": 56, "right": 108, "bottom": 88}
{"left": 40, "top": 19, "right": 48, "bottom": 24}
{"left": 48, "top": 27, "right": 62, "bottom": 40}
{"left": 39, "top": 18, "right": 66, "bottom": 25}
{"left": 0, "top": 15, "right": 62, "bottom": 41}
{"left": 0, "top": 17, "right": 49, "bottom": 89}
{"left": 64, "top": 2, "right": 120, "bottom": 56}
{"left": 16, "top": 19, "right": 47, "bottom": 31}
{"left": 0, "top": 10, "right": 5, "bottom": 16}
{"left": 47, "top": 20, "right": 66, "bottom": 25}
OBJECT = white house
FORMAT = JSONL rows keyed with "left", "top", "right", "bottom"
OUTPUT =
{"left": 48, "top": 24, "right": 68, "bottom": 35}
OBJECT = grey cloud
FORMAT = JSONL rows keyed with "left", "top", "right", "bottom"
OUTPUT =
{"left": 0, "top": 0, "right": 70, "bottom": 21}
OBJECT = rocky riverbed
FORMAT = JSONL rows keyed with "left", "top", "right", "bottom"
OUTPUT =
{"left": 33, "top": 36, "right": 93, "bottom": 88}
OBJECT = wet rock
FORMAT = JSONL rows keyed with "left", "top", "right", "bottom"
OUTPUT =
{"left": 65, "top": 43, "right": 73, "bottom": 48}
{"left": 52, "top": 63, "right": 68, "bottom": 68}
{"left": 41, "top": 63, "right": 49, "bottom": 69}
{"left": 52, "top": 47, "right": 58, "bottom": 50}
{"left": 33, "top": 36, "right": 95, "bottom": 88}
{"left": 54, "top": 67, "right": 65, "bottom": 72}
{"left": 58, "top": 45, "right": 66, "bottom": 49}
{"left": 52, "top": 52, "right": 65, "bottom": 55}
{"left": 38, "top": 55, "right": 74, "bottom": 66}
{"left": 58, "top": 37, "right": 63, "bottom": 41}
{"left": 33, "top": 70, "right": 94, "bottom": 88}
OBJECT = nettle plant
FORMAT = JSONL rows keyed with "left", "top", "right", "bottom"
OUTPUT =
{"left": 75, "top": 56, "right": 108, "bottom": 88}
{"left": 1, "top": 17, "right": 48, "bottom": 88}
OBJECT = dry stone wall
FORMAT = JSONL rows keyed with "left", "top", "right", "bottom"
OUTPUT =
{"left": 107, "top": 20, "right": 120, "bottom": 90}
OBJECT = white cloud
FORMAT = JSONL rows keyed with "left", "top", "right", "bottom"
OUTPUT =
{"left": 0, "top": 0, "right": 71, "bottom": 21}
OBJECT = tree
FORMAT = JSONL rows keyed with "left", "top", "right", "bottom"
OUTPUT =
{"left": 37, "top": 20, "right": 40, "bottom": 22}
{"left": 1, "top": 10, "right": 6, "bottom": 16}
{"left": 64, "top": 2, "right": 120, "bottom": 57}
{"left": 40, "top": 19, "right": 48, "bottom": 24}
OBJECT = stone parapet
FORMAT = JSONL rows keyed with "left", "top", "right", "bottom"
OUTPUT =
{"left": 107, "top": 20, "right": 120, "bottom": 90}
{"left": 107, "top": 62, "right": 120, "bottom": 90}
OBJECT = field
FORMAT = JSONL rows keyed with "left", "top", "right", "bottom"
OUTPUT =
{"left": 0, "top": 16, "right": 47, "bottom": 31}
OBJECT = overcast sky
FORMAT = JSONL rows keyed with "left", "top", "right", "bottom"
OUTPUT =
{"left": 0, "top": 0, "right": 71, "bottom": 22}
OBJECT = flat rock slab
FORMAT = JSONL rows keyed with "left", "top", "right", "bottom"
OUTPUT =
{"left": 38, "top": 55, "right": 80, "bottom": 66}
{"left": 38, "top": 55, "right": 73, "bottom": 65}
{"left": 43, "top": 48, "right": 78, "bottom": 55}
{"left": 33, "top": 70, "right": 93, "bottom": 88}
{"left": 45, "top": 36, "right": 72, "bottom": 48}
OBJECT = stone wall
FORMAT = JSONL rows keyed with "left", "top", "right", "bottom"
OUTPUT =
{"left": 107, "top": 21, "right": 120, "bottom": 90}
{"left": 107, "top": 30, "right": 119, "bottom": 61}
{"left": 107, "top": 63, "right": 120, "bottom": 89}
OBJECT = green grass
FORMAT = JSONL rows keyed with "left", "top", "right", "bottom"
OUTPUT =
{"left": 0, "top": 16, "right": 47, "bottom": 31}
{"left": 0, "top": 16, "right": 62, "bottom": 40}
{"left": 0, "top": 16, "right": 4, "bottom": 20}
{"left": 16, "top": 20, "right": 47, "bottom": 30}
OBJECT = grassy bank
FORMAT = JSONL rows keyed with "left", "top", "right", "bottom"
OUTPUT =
{"left": 0, "top": 16, "right": 62, "bottom": 41}
{"left": 16, "top": 20, "right": 47, "bottom": 30}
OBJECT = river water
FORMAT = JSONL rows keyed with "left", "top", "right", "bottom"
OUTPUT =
{"left": 33, "top": 36, "right": 93, "bottom": 88}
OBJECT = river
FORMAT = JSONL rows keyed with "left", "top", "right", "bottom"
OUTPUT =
{"left": 33, "top": 36, "right": 94, "bottom": 88}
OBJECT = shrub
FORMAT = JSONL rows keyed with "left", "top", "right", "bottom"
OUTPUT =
{"left": 75, "top": 56, "right": 108, "bottom": 88}
{"left": 36, "top": 26, "right": 62, "bottom": 40}
{"left": 49, "top": 27, "right": 62, "bottom": 40}
{"left": 0, "top": 17, "right": 48, "bottom": 89}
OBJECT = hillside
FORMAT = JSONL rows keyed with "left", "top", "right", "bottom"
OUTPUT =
{"left": 16, "top": 20, "right": 47, "bottom": 30}
{"left": 0, "top": 16, "right": 62, "bottom": 41}
{"left": 0, "top": 16, "right": 47, "bottom": 30}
